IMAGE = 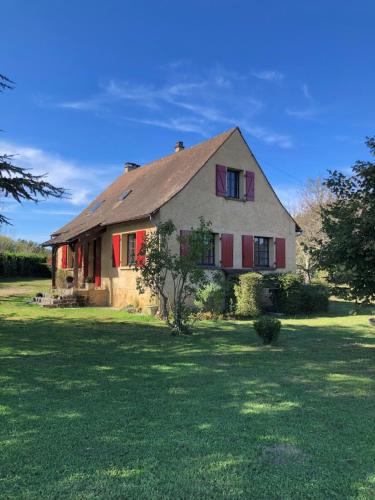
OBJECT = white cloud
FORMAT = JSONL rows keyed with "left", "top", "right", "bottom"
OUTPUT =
{"left": 57, "top": 66, "right": 293, "bottom": 149}
{"left": 0, "top": 140, "right": 111, "bottom": 206}
{"left": 302, "top": 83, "right": 312, "bottom": 100}
{"left": 285, "top": 107, "right": 322, "bottom": 120}
{"left": 252, "top": 70, "right": 284, "bottom": 82}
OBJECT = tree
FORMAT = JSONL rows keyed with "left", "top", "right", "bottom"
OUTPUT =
{"left": 136, "top": 217, "right": 213, "bottom": 334}
{"left": 294, "top": 178, "right": 333, "bottom": 281}
{"left": 0, "top": 74, "right": 66, "bottom": 225}
{"left": 315, "top": 136, "right": 375, "bottom": 303}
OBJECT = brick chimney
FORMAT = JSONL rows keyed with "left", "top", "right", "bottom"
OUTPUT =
{"left": 124, "top": 162, "right": 140, "bottom": 173}
{"left": 175, "top": 141, "right": 184, "bottom": 152}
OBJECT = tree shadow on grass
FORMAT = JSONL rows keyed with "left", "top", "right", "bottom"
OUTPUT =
{"left": 0, "top": 314, "right": 374, "bottom": 498}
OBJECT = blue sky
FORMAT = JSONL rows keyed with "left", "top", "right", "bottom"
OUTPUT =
{"left": 1, "top": 0, "right": 374, "bottom": 242}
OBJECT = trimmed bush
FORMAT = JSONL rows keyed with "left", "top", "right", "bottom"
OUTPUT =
{"left": 195, "top": 282, "right": 225, "bottom": 316}
{"left": 0, "top": 252, "right": 51, "bottom": 278}
{"left": 253, "top": 316, "right": 281, "bottom": 344}
{"left": 224, "top": 274, "right": 239, "bottom": 315}
{"left": 300, "top": 283, "right": 330, "bottom": 313}
{"left": 273, "top": 273, "right": 303, "bottom": 314}
{"left": 234, "top": 272, "right": 263, "bottom": 317}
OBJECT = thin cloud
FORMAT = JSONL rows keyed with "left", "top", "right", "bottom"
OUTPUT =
{"left": 57, "top": 65, "right": 293, "bottom": 149}
{"left": 252, "top": 70, "right": 284, "bottom": 82}
{"left": 302, "top": 83, "right": 312, "bottom": 100}
{"left": 0, "top": 140, "right": 112, "bottom": 206}
{"left": 285, "top": 107, "right": 322, "bottom": 120}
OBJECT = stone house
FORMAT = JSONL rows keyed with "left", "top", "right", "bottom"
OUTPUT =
{"left": 44, "top": 127, "right": 299, "bottom": 311}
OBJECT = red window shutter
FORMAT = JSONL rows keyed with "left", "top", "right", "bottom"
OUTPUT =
{"left": 242, "top": 235, "right": 254, "bottom": 267}
{"left": 275, "top": 238, "right": 286, "bottom": 268}
{"left": 112, "top": 234, "right": 121, "bottom": 268}
{"left": 180, "top": 230, "right": 191, "bottom": 256}
{"left": 77, "top": 244, "right": 82, "bottom": 268}
{"left": 245, "top": 171, "right": 255, "bottom": 201}
{"left": 221, "top": 233, "right": 233, "bottom": 268}
{"left": 61, "top": 245, "right": 68, "bottom": 269}
{"left": 94, "top": 237, "right": 102, "bottom": 287}
{"left": 216, "top": 164, "right": 227, "bottom": 197}
{"left": 136, "top": 230, "right": 146, "bottom": 266}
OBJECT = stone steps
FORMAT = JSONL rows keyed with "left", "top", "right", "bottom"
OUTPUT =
{"left": 33, "top": 294, "right": 88, "bottom": 308}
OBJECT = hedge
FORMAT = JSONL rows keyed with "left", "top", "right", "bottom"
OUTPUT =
{"left": 234, "top": 272, "right": 263, "bottom": 317}
{"left": 0, "top": 252, "right": 51, "bottom": 278}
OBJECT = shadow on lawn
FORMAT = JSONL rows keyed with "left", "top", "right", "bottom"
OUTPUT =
{"left": 0, "top": 314, "right": 374, "bottom": 497}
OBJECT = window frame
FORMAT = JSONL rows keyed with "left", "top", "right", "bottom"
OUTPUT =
{"left": 226, "top": 169, "right": 240, "bottom": 199}
{"left": 126, "top": 233, "right": 136, "bottom": 266}
{"left": 200, "top": 233, "right": 216, "bottom": 266}
{"left": 254, "top": 236, "right": 270, "bottom": 268}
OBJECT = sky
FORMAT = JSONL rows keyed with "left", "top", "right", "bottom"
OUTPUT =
{"left": 1, "top": 0, "right": 374, "bottom": 242}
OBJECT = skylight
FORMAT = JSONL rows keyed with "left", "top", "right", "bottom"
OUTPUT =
{"left": 88, "top": 200, "right": 104, "bottom": 213}
{"left": 118, "top": 190, "right": 131, "bottom": 202}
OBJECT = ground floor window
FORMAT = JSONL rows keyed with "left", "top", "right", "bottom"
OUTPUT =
{"left": 201, "top": 233, "right": 215, "bottom": 266}
{"left": 127, "top": 233, "right": 136, "bottom": 266}
{"left": 254, "top": 237, "right": 269, "bottom": 267}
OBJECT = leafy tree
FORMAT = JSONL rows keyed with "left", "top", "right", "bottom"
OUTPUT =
{"left": 0, "top": 235, "right": 50, "bottom": 256}
{"left": 0, "top": 74, "right": 66, "bottom": 225}
{"left": 294, "top": 178, "right": 333, "bottom": 282}
{"left": 136, "top": 217, "right": 213, "bottom": 334}
{"left": 315, "top": 136, "right": 375, "bottom": 303}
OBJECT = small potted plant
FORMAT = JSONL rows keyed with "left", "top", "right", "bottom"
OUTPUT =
{"left": 85, "top": 277, "right": 95, "bottom": 290}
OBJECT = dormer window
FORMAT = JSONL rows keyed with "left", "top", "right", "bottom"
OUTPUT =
{"left": 227, "top": 170, "right": 240, "bottom": 199}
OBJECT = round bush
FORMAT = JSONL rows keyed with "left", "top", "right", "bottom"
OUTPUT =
{"left": 253, "top": 316, "right": 281, "bottom": 344}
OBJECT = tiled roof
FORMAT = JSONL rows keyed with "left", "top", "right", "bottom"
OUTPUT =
{"left": 44, "top": 128, "right": 237, "bottom": 245}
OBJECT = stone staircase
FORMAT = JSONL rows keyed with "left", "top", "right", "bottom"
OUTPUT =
{"left": 33, "top": 292, "right": 88, "bottom": 308}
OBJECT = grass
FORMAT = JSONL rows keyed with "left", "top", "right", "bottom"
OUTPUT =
{"left": 0, "top": 279, "right": 375, "bottom": 499}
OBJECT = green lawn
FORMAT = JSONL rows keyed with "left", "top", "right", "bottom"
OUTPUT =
{"left": 0, "top": 279, "right": 374, "bottom": 499}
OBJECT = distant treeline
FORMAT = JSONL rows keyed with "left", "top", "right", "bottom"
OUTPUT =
{"left": 0, "top": 235, "right": 50, "bottom": 256}
{"left": 0, "top": 252, "right": 51, "bottom": 278}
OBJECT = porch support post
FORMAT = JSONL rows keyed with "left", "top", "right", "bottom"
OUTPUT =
{"left": 51, "top": 246, "right": 57, "bottom": 288}
{"left": 73, "top": 242, "right": 79, "bottom": 289}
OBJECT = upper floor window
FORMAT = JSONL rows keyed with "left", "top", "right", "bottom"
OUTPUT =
{"left": 227, "top": 170, "right": 240, "bottom": 198}
{"left": 201, "top": 233, "right": 215, "bottom": 266}
{"left": 254, "top": 237, "right": 269, "bottom": 267}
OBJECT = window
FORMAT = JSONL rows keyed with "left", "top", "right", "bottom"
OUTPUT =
{"left": 254, "top": 237, "right": 270, "bottom": 267}
{"left": 201, "top": 233, "right": 215, "bottom": 266}
{"left": 227, "top": 170, "right": 240, "bottom": 198}
{"left": 88, "top": 200, "right": 104, "bottom": 213}
{"left": 118, "top": 190, "right": 131, "bottom": 202}
{"left": 127, "top": 233, "right": 136, "bottom": 266}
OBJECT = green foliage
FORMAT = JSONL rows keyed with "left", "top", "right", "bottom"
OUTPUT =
{"left": 0, "top": 235, "right": 50, "bottom": 256}
{"left": 315, "top": 136, "right": 375, "bottom": 303}
{"left": 253, "top": 316, "right": 281, "bottom": 344}
{"left": 136, "top": 217, "right": 213, "bottom": 334}
{"left": 0, "top": 252, "right": 50, "bottom": 277}
{"left": 269, "top": 273, "right": 330, "bottom": 314}
{"left": 300, "top": 283, "right": 330, "bottom": 313}
{"left": 274, "top": 273, "right": 303, "bottom": 314}
{"left": 223, "top": 274, "right": 239, "bottom": 315}
{"left": 195, "top": 281, "right": 225, "bottom": 316}
{"left": 234, "top": 272, "right": 263, "bottom": 317}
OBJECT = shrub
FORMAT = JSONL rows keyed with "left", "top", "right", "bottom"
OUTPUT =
{"left": 195, "top": 282, "right": 225, "bottom": 316}
{"left": 300, "top": 283, "right": 330, "bottom": 313}
{"left": 234, "top": 272, "right": 263, "bottom": 317}
{"left": 273, "top": 273, "right": 303, "bottom": 314}
{"left": 253, "top": 316, "right": 281, "bottom": 344}
{"left": 224, "top": 274, "right": 239, "bottom": 315}
{"left": 0, "top": 252, "right": 50, "bottom": 278}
